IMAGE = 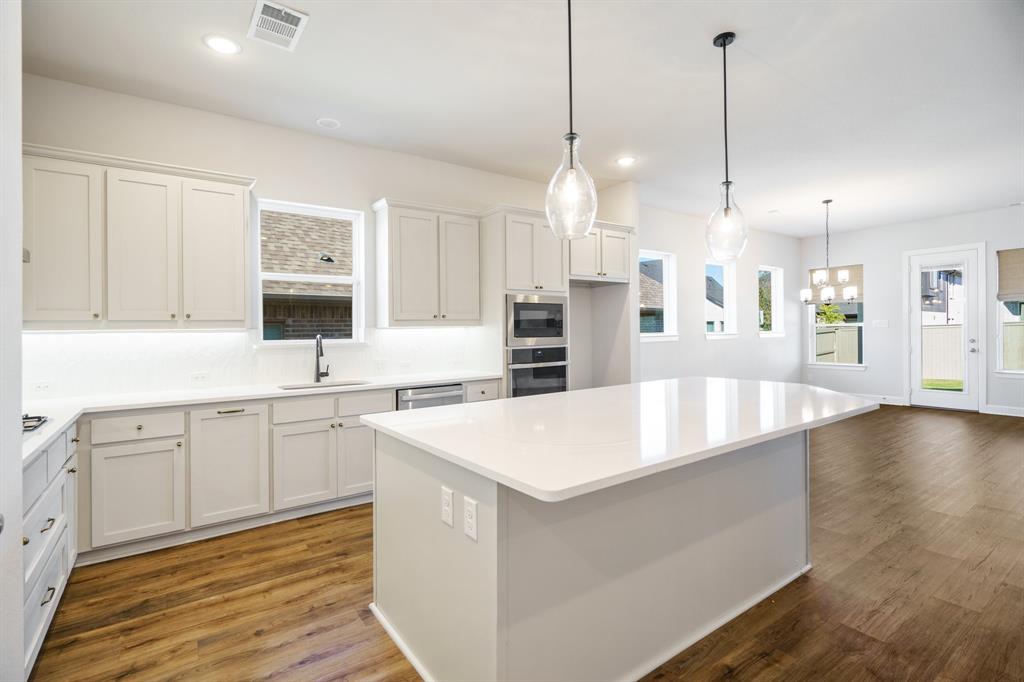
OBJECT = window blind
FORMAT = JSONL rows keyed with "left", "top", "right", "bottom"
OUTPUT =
{"left": 997, "top": 248, "right": 1024, "bottom": 302}
{"left": 805, "top": 264, "right": 864, "bottom": 303}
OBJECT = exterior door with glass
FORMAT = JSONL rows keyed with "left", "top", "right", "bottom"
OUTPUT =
{"left": 909, "top": 248, "right": 981, "bottom": 410}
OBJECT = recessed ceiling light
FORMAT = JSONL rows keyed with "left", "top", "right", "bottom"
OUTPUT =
{"left": 615, "top": 156, "right": 636, "bottom": 168}
{"left": 203, "top": 35, "right": 241, "bottom": 55}
{"left": 316, "top": 117, "right": 341, "bottom": 130}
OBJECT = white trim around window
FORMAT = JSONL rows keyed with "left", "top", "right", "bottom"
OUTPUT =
{"left": 705, "top": 259, "right": 736, "bottom": 337}
{"left": 255, "top": 199, "right": 366, "bottom": 346}
{"left": 757, "top": 265, "right": 785, "bottom": 337}
{"left": 638, "top": 249, "right": 677, "bottom": 338}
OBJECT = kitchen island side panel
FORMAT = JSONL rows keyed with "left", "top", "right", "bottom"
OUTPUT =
{"left": 499, "top": 431, "right": 809, "bottom": 682}
{"left": 372, "top": 432, "right": 500, "bottom": 682}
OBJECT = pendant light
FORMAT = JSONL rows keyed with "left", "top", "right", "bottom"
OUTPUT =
{"left": 545, "top": 0, "right": 597, "bottom": 240}
{"left": 706, "top": 31, "right": 748, "bottom": 262}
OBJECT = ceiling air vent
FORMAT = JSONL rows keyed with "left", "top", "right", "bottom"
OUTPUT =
{"left": 247, "top": 1, "right": 309, "bottom": 51}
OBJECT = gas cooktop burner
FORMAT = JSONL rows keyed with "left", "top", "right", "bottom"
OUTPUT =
{"left": 22, "top": 414, "right": 48, "bottom": 433}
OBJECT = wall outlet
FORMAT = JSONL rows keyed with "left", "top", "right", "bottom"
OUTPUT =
{"left": 440, "top": 486, "right": 454, "bottom": 527}
{"left": 190, "top": 372, "right": 210, "bottom": 385}
{"left": 463, "top": 496, "right": 478, "bottom": 541}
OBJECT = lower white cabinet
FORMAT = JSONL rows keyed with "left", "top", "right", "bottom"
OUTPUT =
{"left": 338, "top": 420, "right": 374, "bottom": 497}
{"left": 272, "top": 419, "right": 338, "bottom": 511}
{"left": 91, "top": 438, "right": 186, "bottom": 547}
{"left": 189, "top": 405, "right": 270, "bottom": 527}
{"left": 65, "top": 454, "right": 79, "bottom": 566}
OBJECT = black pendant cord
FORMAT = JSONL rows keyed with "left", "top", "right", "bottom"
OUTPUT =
{"left": 566, "top": 0, "right": 575, "bottom": 168}
{"left": 722, "top": 40, "right": 729, "bottom": 188}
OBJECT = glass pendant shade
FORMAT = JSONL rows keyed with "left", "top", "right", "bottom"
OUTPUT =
{"left": 837, "top": 269, "right": 850, "bottom": 284}
{"left": 820, "top": 285, "right": 836, "bottom": 303}
{"left": 812, "top": 269, "right": 828, "bottom": 286}
{"left": 843, "top": 285, "right": 858, "bottom": 301}
{"left": 705, "top": 181, "right": 748, "bottom": 261}
{"left": 546, "top": 133, "right": 597, "bottom": 240}
{"left": 800, "top": 288, "right": 813, "bottom": 304}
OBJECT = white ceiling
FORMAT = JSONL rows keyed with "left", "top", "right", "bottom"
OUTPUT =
{"left": 22, "top": 0, "right": 1024, "bottom": 237}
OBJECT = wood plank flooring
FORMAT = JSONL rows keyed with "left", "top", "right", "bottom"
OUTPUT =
{"left": 32, "top": 406, "right": 1024, "bottom": 681}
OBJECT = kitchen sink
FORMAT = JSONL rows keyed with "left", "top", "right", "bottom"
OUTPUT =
{"left": 278, "top": 380, "right": 371, "bottom": 390}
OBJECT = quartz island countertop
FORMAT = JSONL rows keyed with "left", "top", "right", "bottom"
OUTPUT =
{"left": 361, "top": 377, "right": 878, "bottom": 502}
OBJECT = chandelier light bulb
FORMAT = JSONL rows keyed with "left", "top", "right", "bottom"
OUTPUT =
{"left": 843, "top": 285, "right": 858, "bottom": 302}
{"left": 800, "top": 288, "right": 813, "bottom": 304}
{"left": 820, "top": 286, "right": 836, "bottom": 303}
{"left": 812, "top": 269, "right": 828, "bottom": 286}
{"left": 837, "top": 269, "right": 850, "bottom": 284}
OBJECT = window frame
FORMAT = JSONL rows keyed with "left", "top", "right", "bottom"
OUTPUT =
{"left": 995, "top": 298, "right": 1024, "bottom": 375}
{"left": 255, "top": 198, "right": 365, "bottom": 346}
{"left": 638, "top": 249, "right": 678, "bottom": 341}
{"left": 704, "top": 259, "right": 737, "bottom": 338}
{"left": 757, "top": 265, "right": 785, "bottom": 337}
{"left": 806, "top": 299, "right": 866, "bottom": 369}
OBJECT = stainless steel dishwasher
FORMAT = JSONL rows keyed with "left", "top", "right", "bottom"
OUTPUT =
{"left": 396, "top": 383, "right": 465, "bottom": 410}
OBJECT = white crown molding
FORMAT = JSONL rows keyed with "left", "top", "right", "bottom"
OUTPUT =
{"left": 371, "top": 197, "right": 480, "bottom": 218}
{"left": 480, "top": 203, "right": 636, "bottom": 233}
{"left": 23, "top": 143, "right": 256, "bottom": 187}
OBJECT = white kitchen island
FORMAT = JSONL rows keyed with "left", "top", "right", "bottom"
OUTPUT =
{"left": 361, "top": 377, "right": 877, "bottom": 682}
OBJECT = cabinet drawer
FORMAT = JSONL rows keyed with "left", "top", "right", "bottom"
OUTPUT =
{"left": 272, "top": 397, "right": 335, "bottom": 425}
{"left": 24, "top": 471, "right": 68, "bottom": 593}
{"left": 337, "top": 390, "right": 395, "bottom": 418}
{"left": 46, "top": 430, "right": 68, "bottom": 482}
{"left": 67, "top": 423, "right": 79, "bottom": 456}
{"left": 25, "top": 526, "right": 69, "bottom": 671}
{"left": 464, "top": 380, "right": 500, "bottom": 403}
{"left": 91, "top": 411, "right": 185, "bottom": 445}
{"left": 23, "top": 453, "right": 48, "bottom": 514}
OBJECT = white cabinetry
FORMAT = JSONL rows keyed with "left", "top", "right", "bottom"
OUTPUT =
{"left": 182, "top": 179, "right": 246, "bottom": 321}
{"left": 505, "top": 215, "right": 568, "bottom": 292}
{"left": 338, "top": 419, "right": 374, "bottom": 497}
{"left": 569, "top": 226, "right": 631, "bottom": 283}
{"left": 22, "top": 157, "right": 103, "bottom": 321}
{"left": 374, "top": 199, "right": 480, "bottom": 326}
{"left": 91, "top": 438, "right": 187, "bottom": 546}
{"left": 189, "top": 405, "right": 270, "bottom": 527}
{"left": 272, "top": 419, "right": 338, "bottom": 510}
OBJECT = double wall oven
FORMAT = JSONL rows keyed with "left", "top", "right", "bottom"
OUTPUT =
{"left": 505, "top": 294, "right": 568, "bottom": 397}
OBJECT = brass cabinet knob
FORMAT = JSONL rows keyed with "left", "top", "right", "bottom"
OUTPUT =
{"left": 329, "top": 423, "right": 336, "bottom": 429}
{"left": 433, "top": 314, "right": 438, "bottom": 318}
{"left": 22, "top": 536, "right": 29, "bottom": 546}
{"left": 136, "top": 424, "right": 143, "bottom": 430}
{"left": 92, "top": 313, "right": 99, "bottom": 319}
{"left": 176, "top": 441, "right": 182, "bottom": 447}
{"left": 170, "top": 313, "right": 176, "bottom": 319}
{"left": 441, "top": 314, "right": 447, "bottom": 318}
{"left": 185, "top": 313, "right": 191, "bottom": 319}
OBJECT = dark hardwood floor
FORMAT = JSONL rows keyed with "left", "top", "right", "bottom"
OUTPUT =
{"left": 32, "top": 406, "right": 1024, "bottom": 681}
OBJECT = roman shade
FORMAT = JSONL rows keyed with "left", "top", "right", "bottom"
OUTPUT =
{"left": 996, "top": 248, "right": 1024, "bottom": 302}
{"left": 806, "top": 264, "right": 864, "bottom": 303}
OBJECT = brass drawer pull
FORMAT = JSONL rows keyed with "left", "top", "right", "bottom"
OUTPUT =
{"left": 217, "top": 408, "right": 245, "bottom": 415}
{"left": 70, "top": 437, "right": 80, "bottom": 443}
{"left": 41, "top": 586, "right": 56, "bottom": 606}
{"left": 40, "top": 517, "right": 56, "bottom": 533}
{"left": 330, "top": 423, "right": 336, "bottom": 429}
{"left": 67, "top": 467, "right": 78, "bottom": 474}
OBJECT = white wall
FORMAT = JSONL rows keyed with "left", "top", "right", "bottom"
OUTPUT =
{"left": 800, "top": 205, "right": 1024, "bottom": 413}
{"left": 636, "top": 205, "right": 803, "bottom": 383}
{"left": 0, "top": 2, "right": 24, "bottom": 678}
{"left": 20, "top": 75, "right": 559, "bottom": 398}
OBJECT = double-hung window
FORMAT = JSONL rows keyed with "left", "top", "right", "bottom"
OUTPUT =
{"left": 757, "top": 266, "right": 784, "bottom": 336}
{"left": 705, "top": 260, "right": 736, "bottom": 336}
{"left": 806, "top": 264, "right": 864, "bottom": 365}
{"left": 996, "top": 248, "right": 1024, "bottom": 372}
{"left": 258, "top": 199, "right": 364, "bottom": 343}
{"left": 638, "top": 250, "right": 677, "bottom": 338}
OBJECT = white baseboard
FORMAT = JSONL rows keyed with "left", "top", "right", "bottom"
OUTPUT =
{"left": 622, "top": 563, "right": 813, "bottom": 682}
{"left": 852, "top": 393, "right": 908, "bottom": 406}
{"left": 75, "top": 493, "right": 372, "bottom": 566}
{"left": 982, "top": 404, "right": 1024, "bottom": 418}
{"left": 370, "top": 602, "right": 437, "bottom": 682}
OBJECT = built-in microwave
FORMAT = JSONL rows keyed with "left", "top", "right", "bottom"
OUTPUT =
{"left": 506, "top": 294, "right": 567, "bottom": 347}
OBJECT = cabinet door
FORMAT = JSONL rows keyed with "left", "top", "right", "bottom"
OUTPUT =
{"left": 533, "top": 224, "right": 568, "bottom": 292}
{"left": 338, "top": 419, "right": 374, "bottom": 497}
{"left": 600, "top": 230, "right": 631, "bottom": 280}
{"left": 272, "top": 419, "right": 338, "bottom": 510}
{"left": 107, "top": 169, "right": 181, "bottom": 321}
{"left": 505, "top": 217, "right": 535, "bottom": 291}
{"left": 392, "top": 209, "right": 440, "bottom": 320}
{"left": 569, "top": 230, "right": 601, "bottom": 278}
{"left": 23, "top": 157, "right": 103, "bottom": 321}
{"left": 189, "top": 405, "right": 270, "bottom": 527}
{"left": 439, "top": 215, "right": 480, "bottom": 321}
{"left": 182, "top": 180, "right": 246, "bottom": 321}
{"left": 65, "top": 454, "right": 79, "bottom": 565}
{"left": 91, "top": 438, "right": 186, "bottom": 547}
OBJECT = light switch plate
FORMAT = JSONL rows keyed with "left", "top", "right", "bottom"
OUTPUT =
{"left": 463, "top": 496, "right": 478, "bottom": 541}
{"left": 441, "top": 486, "right": 454, "bottom": 527}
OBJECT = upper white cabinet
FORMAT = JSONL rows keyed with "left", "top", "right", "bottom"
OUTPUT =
{"left": 23, "top": 157, "right": 103, "bottom": 321}
{"left": 189, "top": 404, "right": 270, "bottom": 527}
{"left": 569, "top": 226, "right": 631, "bottom": 283}
{"left": 374, "top": 199, "right": 480, "bottom": 326}
{"left": 182, "top": 179, "right": 246, "bottom": 321}
{"left": 106, "top": 168, "right": 181, "bottom": 321}
{"left": 22, "top": 146, "right": 254, "bottom": 328}
{"left": 505, "top": 215, "right": 569, "bottom": 293}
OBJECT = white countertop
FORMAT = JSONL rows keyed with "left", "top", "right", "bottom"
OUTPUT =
{"left": 361, "top": 377, "right": 878, "bottom": 502}
{"left": 22, "top": 370, "right": 501, "bottom": 464}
